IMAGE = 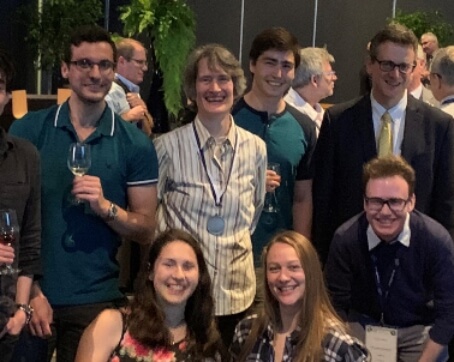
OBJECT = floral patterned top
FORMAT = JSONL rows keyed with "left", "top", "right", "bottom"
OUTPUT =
{"left": 110, "top": 329, "right": 191, "bottom": 362}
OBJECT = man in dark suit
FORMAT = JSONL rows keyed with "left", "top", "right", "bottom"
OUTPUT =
{"left": 313, "top": 23, "right": 454, "bottom": 265}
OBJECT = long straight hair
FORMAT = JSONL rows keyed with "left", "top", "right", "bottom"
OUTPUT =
{"left": 238, "top": 231, "right": 344, "bottom": 362}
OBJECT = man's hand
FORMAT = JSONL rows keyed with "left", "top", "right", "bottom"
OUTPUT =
{"left": 72, "top": 175, "right": 110, "bottom": 217}
{"left": 29, "top": 294, "right": 53, "bottom": 337}
{"left": 6, "top": 309, "right": 27, "bottom": 336}
{"left": 127, "top": 105, "right": 148, "bottom": 122}
{"left": 126, "top": 93, "right": 147, "bottom": 109}
{"left": 0, "top": 244, "right": 14, "bottom": 264}
{"left": 266, "top": 169, "right": 281, "bottom": 193}
{"left": 141, "top": 114, "right": 153, "bottom": 137}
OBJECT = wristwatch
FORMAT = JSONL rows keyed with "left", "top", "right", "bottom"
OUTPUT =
{"left": 17, "top": 304, "right": 34, "bottom": 324}
{"left": 105, "top": 202, "right": 118, "bottom": 222}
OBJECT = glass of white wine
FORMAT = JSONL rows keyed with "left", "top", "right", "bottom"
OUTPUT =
{"left": 67, "top": 143, "right": 91, "bottom": 203}
{"left": 0, "top": 209, "right": 20, "bottom": 275}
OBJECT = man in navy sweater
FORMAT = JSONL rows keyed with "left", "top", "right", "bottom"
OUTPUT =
{"left": 325, "top": 156, "right": 454, "bottom": 362}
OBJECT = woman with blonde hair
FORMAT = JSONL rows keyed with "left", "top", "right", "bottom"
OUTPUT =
{"left": 230, "top": 230, "right": 369, "bottom": 361}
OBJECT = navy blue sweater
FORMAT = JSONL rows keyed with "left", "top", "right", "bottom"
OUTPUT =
{"left": 325, "top": 210, "right": 454, "bottom": 345}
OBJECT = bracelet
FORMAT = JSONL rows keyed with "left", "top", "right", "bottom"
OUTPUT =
{"left": 16, "top": 304, "right": 34, "bottom": 324}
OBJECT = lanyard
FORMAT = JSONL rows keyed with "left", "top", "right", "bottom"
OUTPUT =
{"left": 442, "top": 98, "right": 454, "bottom": 106}
{"left": 370, "top": 247, "right": 402, "bottom": 326}
{"left": 192, "top": 122, "right": 237, "bottom": 207}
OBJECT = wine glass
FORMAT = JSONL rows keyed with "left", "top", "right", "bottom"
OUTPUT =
{"left": 67, "top": 143, "right": 91, "bottom": 177}
{"left": 0, "top": 209, "right": 20, "bottom": 275}
{"left": 67, "top": 143, "right": 91, "bottom": 203}
{"left": 263, "top": 162, "right": 281, "bottom": 213}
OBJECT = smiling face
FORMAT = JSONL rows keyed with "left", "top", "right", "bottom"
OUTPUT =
{"left": 364, "top": 176, "right": 415, "bottom": 242}
{"left": 195, "top": 57, "right": 234, "bottom": 121}
{"left": 61, "top": 41, "right": 114, "bottom": 104}
{"left": 367, "top": 41, "right": 415, "bottom": 109}
{"left": 151, "top": 240, "right": 199, "bottom": 308}
{"left": 266, "top": 242, "right": 305, "bottom": 314}
{"left": 250, "top": 49, "right": 295, "bottom": 101}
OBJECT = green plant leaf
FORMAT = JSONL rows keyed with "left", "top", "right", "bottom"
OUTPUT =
{"left": 119, "top": 0, "right": 196, "bottom": 116}
{"left": 389, "top": 9, "right": 454, "bottom": 46}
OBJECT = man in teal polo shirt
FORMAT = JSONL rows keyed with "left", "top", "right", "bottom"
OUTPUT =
{"left": 9, "top": 25, "right": 158, "bottom": 362}
{"left": 233, "top": 27, "right": 316, "bottom": 267}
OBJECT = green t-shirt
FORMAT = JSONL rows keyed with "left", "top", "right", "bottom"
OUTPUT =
{"left": 233, "top": 98, "right": 316, "bottom": 265}
{"left": 9, "top": 102, "right": 158, "bottom": 305}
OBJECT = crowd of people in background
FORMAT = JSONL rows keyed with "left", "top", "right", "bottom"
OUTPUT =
{"left": 0, "top": 20, "right": 453, "bottom": 362}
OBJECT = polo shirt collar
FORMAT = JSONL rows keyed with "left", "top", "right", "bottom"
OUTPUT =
{"left": 193, "top": 115, "right": 236, "bottom": 149}
{"left": 367, "top": 212, "right": 411, "bottom": 251}
{"left": 115, "top": 73, "right": 140, "bottom": 93}
{"left": 239, "top": 97, "right": 288, "bottom": 122}
{"left": 53, "top": 101, "right": 116, "bottom": 138}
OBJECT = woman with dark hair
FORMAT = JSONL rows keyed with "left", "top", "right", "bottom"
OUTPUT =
{"left": 75, "top": 229, "right": 224, "bottom": 361}
{"left": 230, "top": 230, "right": 369, "bottom": 362}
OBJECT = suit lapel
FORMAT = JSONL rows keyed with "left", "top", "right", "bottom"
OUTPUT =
{"left": 402, "top": 97, "right": 425, "bottom": 159}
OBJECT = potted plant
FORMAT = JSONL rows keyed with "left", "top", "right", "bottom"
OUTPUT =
{"left": 119, "top": 0, "right": 196, "bottom": 118}
{"left": 389, "top": 9, "right": 454, "bottom": 45}
{"left": 18, "top": 0, "right": 102, "bottom": 93}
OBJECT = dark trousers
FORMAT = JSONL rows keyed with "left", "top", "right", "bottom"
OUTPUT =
{"left": 0, "top": 334, "right": 19, "bottom": 362}
{"left": 216, "top": 311, "right": 246, "bottom": 351}
{"left": 11, "top": 299, "right": 126, "bottom": 362}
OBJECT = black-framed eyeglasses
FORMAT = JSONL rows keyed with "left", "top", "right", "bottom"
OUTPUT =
{"left": 373, "top": 58, "right": 416, "bottom": 74}
{"left": 69, "top": 59, "right": 115, "bottom": 72}
{"left": 130, "top": 58, "right": 148, "bottom": 67}
{"left": 364, "top": 196, "right": 410, "bottom": 212}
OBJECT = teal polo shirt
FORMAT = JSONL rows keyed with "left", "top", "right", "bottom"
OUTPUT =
{"left": 233, "top": 98, "right": 316, "bottom": 265}
{"left": 9, "top": 102, "right": 158, "bottom": 306}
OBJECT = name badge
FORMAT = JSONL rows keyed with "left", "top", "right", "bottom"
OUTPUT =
{"left": 365, "top": 325, "right": 398, "bottom": 362}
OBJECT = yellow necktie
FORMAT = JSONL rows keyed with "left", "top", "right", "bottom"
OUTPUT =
{"left": 378, "top": 112, "right": 393, "bottom": 157}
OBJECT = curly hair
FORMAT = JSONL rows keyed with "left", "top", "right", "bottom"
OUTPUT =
{"left": 62, "top": 25, "right": 116, "bottom": 64}
{"left": 363, "top": 155, "right": 415, "bottom": 196}
{"left": 128, "top": 229, "right": 223, "bottom": 359}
